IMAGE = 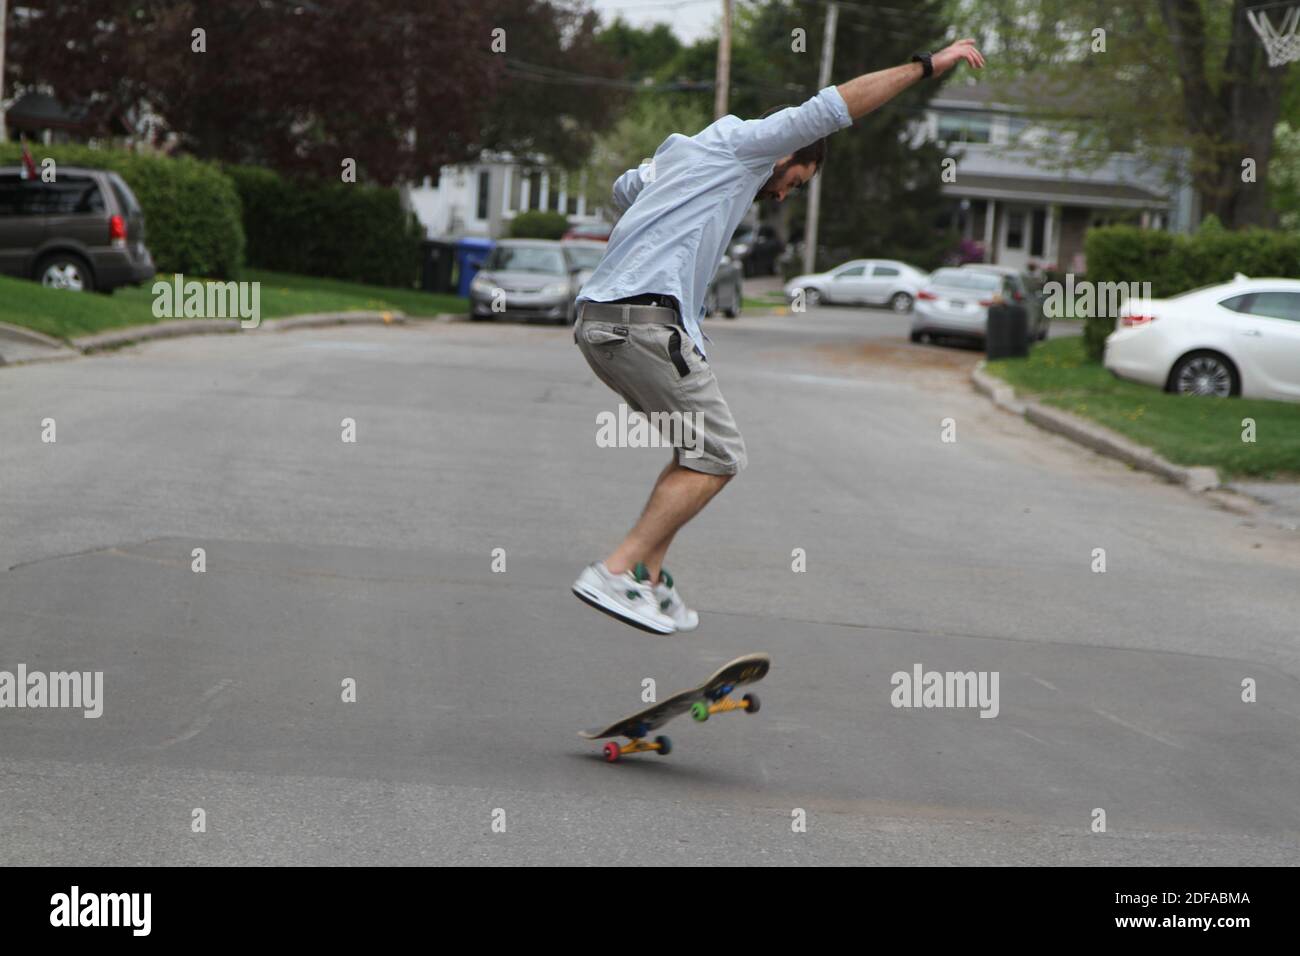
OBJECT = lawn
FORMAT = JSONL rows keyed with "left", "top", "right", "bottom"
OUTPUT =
{"left": 986, "top": 337, "right": 1300, "bottom": 480}
{"left": 0, "top": 270, "right": 468, "bottom": 340}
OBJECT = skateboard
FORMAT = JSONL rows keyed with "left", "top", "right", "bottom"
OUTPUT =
{"left": 578, "top": 653, "right": 770, "bottom": 762}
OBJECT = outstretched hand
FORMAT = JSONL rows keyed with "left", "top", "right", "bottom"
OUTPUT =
{"left": 932, "top": 39, "right": 985, "bottom": 76}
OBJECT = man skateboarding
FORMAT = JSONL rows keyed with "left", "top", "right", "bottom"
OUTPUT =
{"left": 572, "top": 40, "right": 985, "bottom": 634}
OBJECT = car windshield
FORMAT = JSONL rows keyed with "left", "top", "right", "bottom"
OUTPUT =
{"left": 485, "top": 246, "right": 566, "bottom": 274}
{"left": 564, "top": 246, "right": 604, "bottom": 270}
{"left": 930, "top": 269, "right": 1001, "bottom": 291}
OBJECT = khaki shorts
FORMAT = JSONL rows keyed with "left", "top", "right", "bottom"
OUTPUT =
{"left": 575, "top": 304, "right": 747, "bottom": 476}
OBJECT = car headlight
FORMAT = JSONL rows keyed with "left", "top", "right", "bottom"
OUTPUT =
{"left": 470, "top": 275, "right": 493, "bottom": 294}
{"left": 542, "top": 283, "right": 569, "bottom": 296}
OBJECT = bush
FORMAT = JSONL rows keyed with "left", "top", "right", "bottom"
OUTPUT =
{"left": 508, "top": 210, "right": 569, "bottom": 239}
{"left": 1081, "top": 220, "right": 1300, "bottom": 360}
{"left": 226, "top": 165, "right": 424, "bottom": 287}
{"left": 0, "top": 143, "right": 245, "bottom": 278}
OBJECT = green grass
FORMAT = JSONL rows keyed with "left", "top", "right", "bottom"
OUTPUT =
{"left": 985, "top": 337, "right": 1300, "bottom": 480}
{"left": 0, "top": 269, "right": 468, "bottom": 340}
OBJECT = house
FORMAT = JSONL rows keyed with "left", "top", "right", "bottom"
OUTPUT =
{"left": 922, "top": 80, "right": 1196, "bottom": 273}
{"left": 404, "top": 154, "right": 605, "bottom": 240}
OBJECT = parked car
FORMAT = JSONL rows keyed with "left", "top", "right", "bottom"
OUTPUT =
{"left": 960, "top": 263, "right": 1049, "bottom": 341}
{"left": 1104, "top": 275, "right": 1300, "bottom": 402}
{"left": 469, "top": 239, "right": 588, "bottom": 324}
{"left": 784, "top": 259, "right": 929, "bottom": 313}
{"left": 910, "top": 267, "right": 1021, "bottom": 345}
{"left": 0, "top": 165, "right": 154, "bottom": 293}
{"left": 559, "top": 239, "right": 606, "bottom": 273}
{"left": 704, "top": 255, "right": 743, "bottom": 319}
{"left": 728, "top": 223, "right": 784, "bottom": 277}
{"left": 561, "top": 222, "right": 613, "bottom": 243}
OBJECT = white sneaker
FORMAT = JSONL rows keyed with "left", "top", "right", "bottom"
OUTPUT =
{"left": 653, "top": 567, "right": 699, "bottom": 631}
{"left": 572, "top": 562, "right": 676, "bottom": 634}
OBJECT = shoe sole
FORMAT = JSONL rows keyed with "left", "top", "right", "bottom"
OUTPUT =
{"left": 571, "top": 583, "right": 676, "bottom": 634}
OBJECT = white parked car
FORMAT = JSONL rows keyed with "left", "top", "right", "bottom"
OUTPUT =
{"left": 784, "top": 259, "right": 929, "bottom": 312}
{"left": 910, "top": 267, "right": 1022, "bottom": 344}
{"left": 1104, "top": 275, "right": 1300, "bottom": 401}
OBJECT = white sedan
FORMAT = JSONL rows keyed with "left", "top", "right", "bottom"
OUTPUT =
{"left": 784, "top": 259, "right": 929, "bottom": 312}
{"left": 1104, "top": 276, "right": 1300, "bottom": 402}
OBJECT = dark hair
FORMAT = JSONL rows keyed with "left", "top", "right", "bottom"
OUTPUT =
{"left": 759, "top": 104, "right": 828, "bottom": 176}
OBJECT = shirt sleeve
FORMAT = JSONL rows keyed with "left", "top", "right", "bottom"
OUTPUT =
{"left": 610, "top": 161, "right": 654, "bottom": 215}
{"left": 727, "top": 86, "right": 853, "bottom": 169}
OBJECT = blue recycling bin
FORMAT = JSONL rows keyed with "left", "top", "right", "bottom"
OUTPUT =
{"left": 454, "top": 238, "right": 495, "bottom": 297}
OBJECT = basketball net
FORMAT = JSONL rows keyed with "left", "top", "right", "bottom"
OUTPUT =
{"left": 1248, "top": 6, "right": 1300, "bottom": 67}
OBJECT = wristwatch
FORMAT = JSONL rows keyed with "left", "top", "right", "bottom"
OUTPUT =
{"left": 912, "top": 52, "right": 934, "bottom": 78}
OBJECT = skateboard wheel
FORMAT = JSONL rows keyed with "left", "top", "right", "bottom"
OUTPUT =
{"left": 603, "top": 742, "right": 621, "bottom": 763}
{"left": 743, "top": 693, "right": 761, "bottom": 714}
{"left": 655, "top": 735, "right": 672, "bottom": 756}
{"left": 690, "top": 701, "right": 709, "bottom": 722}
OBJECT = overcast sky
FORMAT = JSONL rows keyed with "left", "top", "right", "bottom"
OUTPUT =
{"left": 589, "top": 0, "right": 722, "bottom": 45}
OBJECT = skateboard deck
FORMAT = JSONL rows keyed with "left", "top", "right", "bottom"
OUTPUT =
{"left": 579, "top": 653, "right": 770, "bottom": 761}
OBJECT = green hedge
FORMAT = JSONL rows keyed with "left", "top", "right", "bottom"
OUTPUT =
{"left": 226, "top": 165, "right": 424, "bottom": 287}
{"left": 507, "top": 210, "right": 569, "bottom": 240}
{"left": 0, "top": 143, "right": 245, "bottom": 279}
{"left": 1082, "top": 219, "right": 1300, "bottom": 360}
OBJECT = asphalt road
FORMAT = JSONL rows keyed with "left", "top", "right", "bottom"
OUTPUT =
{"left": 1, "top": 305, "right": 1297, "bottom": 865}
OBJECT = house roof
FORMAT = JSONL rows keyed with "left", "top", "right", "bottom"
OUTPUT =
{"left": 933, "top": 78, "right": 1088, "bottom": 114}
{"left": 943, "top": 173, "right": 1169, "bottom": 209}
{"left": 6, "top": 91, "right": 129, "bottom": 135}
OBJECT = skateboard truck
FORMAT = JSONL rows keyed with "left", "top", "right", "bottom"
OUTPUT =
{"left": 691, "top": 685, "right": 761, "bottom": 722}
{"left": 603, "top": 736, "right": 672, "bottom": 762}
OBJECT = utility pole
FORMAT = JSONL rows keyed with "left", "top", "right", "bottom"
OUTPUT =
{"left": 714, "top": 0, "right": 732, "bottom": 119}
{"left": 0, "top": 0, "right": 8, "bottom": 142}
{"left": 802, "top": 2, "right": 837, "bottom": 275}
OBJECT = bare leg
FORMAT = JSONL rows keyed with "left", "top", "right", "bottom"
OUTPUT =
{"left": 605, "top": 456, "right": 731, "bottom": 579}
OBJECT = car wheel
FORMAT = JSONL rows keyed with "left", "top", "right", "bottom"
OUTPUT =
{"left": 1169, "top": 351, "right": 1238, "bottom": 397}
{"left": 890, "top": 292, "right": 914, "bottom": 313}
{"left": 802, "top": 287, "right": 822, "bottom": 308}
{"left": 909, "top": 330, "right": 923, "bottom": 343}
{"left": 37, "top": 253, "right": 94, "bottom": 292}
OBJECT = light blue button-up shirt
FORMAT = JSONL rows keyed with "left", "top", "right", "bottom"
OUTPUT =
{"left": 577, "top": 86, "right": 853, "bottom": 357}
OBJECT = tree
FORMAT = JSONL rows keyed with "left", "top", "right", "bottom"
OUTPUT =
{"left": 3, "top": 0, "right": 621, "bottom": 183}
{"left": 955, "top": 0, "right": 1291, "bottom": 229}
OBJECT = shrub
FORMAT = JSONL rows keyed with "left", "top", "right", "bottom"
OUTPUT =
{"left": 508, "top": 210, "right": 569, "bottom": 239}
{"left": 1081, "top": 221, "right": 1300, "bottom": 360}
{"left": 0, "top": 143, "right": 245, "bottom": 278}
{"left": 226, "top": 165, "right": 424, "bottom": 287}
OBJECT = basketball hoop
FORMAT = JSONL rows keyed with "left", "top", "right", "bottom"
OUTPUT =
{"left": 1248, "top": 6, "right": 1300, "bottom": 67}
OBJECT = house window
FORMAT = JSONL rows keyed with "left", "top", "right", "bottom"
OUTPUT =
{"left": 937, "top": 112, "right": 991, "bottom": 144}
{"left": 547, "top": 171, "right": 562, "bottom": 212}
{"left": 1006, "top": 211, "right": 1025, "bottom": 250}
{"left": 476, "top": 170, "right": 490, "bottom": 221}
{"left": 1030, "top": 208, "right": 1045, "bottom": 256}
{"left": 508, "top": 168, "right": 523, "bottom": 214}
{"left": 527, "top": 169, "right": 543, "bottom": 211}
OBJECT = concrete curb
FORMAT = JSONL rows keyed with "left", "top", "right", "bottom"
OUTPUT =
{"left": 256, "top": 310, "right": 405, "bottom": 332}
{"left": 972, "top": 361, "right": 1220, "bottom": 493}
{"left": 0, "top": 321, "right": 67, "bottom": 349}
{"left": 50, "top": 311, "right": 413, "bottom": 356}
{"left": 73, "top": 318, "right": 241, "bottom": 353}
